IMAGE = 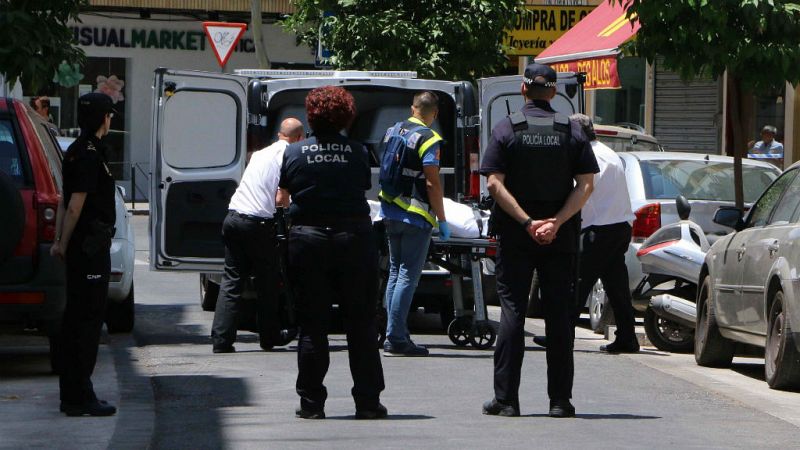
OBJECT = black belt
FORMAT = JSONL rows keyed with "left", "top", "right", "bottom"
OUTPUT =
{"left": 229, "top": 210, "right": 275, "bottom": 223}
{"left": 292, "top": 216, "right": 371, "bottom": 228}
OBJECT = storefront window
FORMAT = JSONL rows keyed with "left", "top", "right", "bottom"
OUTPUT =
{"left": 593, "top": 56, "right": 646, "bottom": 129}
{"left": 23, "top": 57, "right": 128, "bottom": 180}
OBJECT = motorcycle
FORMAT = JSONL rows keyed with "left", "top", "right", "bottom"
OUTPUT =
{"left": 633, "top": 196, "right": 706, "bottom": 352}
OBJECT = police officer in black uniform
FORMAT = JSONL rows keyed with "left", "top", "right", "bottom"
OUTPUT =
{"left": 278, "top": 86, "right": 386, "bottom": 420}
{"left": 50, "top": 93, "right": 118, "bottom": 416}
{"left": 480, "top": 64, "right": 598, "bottom": 418}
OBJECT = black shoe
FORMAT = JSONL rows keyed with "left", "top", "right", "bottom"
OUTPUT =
{"left": 278, "top": 328, "right": 298, "bottom": 346}
{"left": 532, "top": 335, "right": 547, "bottom": 348}
{"left": 355, "top": 403, "right": 388, "bottom": 420}
{"left": 482, "top": 398, "right": 520, "bottom": 417}
{"left": 60, "top": 399, "right": 110, "bottom": 413}
{"left": 383, "top": 340, "right": 429, "bottom": 357}
{"left": 549, "top": 400, "right": 575, "bottom": 418}
{"left": 295, "top": 407, "right": 325, "bottom": 419}
{"left": 600, "top": 340, "right": 640, "bottom": 354}
{"left": 62, "top": 400, "right": 117, "bottom": 417}
{"left": 213, "top": 345, "right": 235, "bottom": 354}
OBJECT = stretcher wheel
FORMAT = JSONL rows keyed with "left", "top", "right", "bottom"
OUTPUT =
{"left": 469, "top": 322, "right": 496, "bottom": 350}
{"left": 447, "top": 317, "right": 472, "bottom": 347}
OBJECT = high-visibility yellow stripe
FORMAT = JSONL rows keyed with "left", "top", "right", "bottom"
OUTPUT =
{"left": 379, "top": 191, "right": 437, "bottom": 227}
{"left": 418, "top": 133, "right": 442, "bottom": 157}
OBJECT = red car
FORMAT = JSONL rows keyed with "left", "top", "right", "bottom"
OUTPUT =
{"left": 0, "top": 97, "right": 64, "bottom": 335}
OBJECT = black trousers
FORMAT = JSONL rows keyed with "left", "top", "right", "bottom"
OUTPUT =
{"left": 578, "top": 222, "right": 636, "bottom": 342}
{"left": 288, "top": 223, "right": 384, "bottom": 412}
{"left": 494, "top": 227, "right": 576, "bottom": 403}
{"left": 58, "top": 233, "right": 111, "bottom": 405}
{"left": 212, "top": 212, "right": 280, "bottom": 348}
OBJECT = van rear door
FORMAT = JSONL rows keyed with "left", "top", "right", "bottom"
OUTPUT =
{"left": 248, "top": 76, "right": 471, "bottom": 200}
{"left": 477, "top": 73, "right": 585, "bottom": 195}
{"left": 150, "top": 69, "right": 248, "bottom": 271}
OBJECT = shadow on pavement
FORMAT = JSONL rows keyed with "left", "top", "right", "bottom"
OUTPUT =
{"left": 326, "top": 414, "right": 435, "bottom": 421}
{"left": 150, "top": 375, "right": 251, "bottom": 450}
{"left": 524, "top": 413, "right": 661, "bottom": 420}
{"left": 731, "top": 360, "right": 766, "bottom": 382}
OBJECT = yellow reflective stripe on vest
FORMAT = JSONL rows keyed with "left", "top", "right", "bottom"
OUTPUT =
{"left": 418, "top": 132, "right": 442, "bottom": 158}
{"left": 378, "top": 190, "right": 438, "bottom": 227}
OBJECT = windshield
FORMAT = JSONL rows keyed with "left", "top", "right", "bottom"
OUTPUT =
{"left": 640, "top": 160, "right": 779, "bottom": 202}
{"left": 599, "top": 135, "right": 661, "bottom": 152}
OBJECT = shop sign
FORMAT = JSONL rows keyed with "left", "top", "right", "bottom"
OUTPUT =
{"left": 505, "top": 6, "right": 594, "bottom": 56}
{"left": 549, "top": 56, "right": 620, "bottom": 90}
{"left": 70, "top": 26, "right": 256, "bottom": 53}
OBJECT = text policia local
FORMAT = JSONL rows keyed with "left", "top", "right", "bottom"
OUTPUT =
{"left": 302, "top": 143, "right": 352, "bottom": 164}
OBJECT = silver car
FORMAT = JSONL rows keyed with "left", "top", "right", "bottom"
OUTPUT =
{"left": 696, "top": 160, "right": 800, "bottom": 390}
{"left": 586, "top": 152, "right": 781, "bottom": 336}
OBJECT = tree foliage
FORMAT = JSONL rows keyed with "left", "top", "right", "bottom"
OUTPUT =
{"left": 0, "top": 0, "right": 87, "bottom": 92}
{"left": 283, "top": 0, "right": 523, "bottom": 80}
{"left": 614, "top": 0, "right": 800, "bottom": 93}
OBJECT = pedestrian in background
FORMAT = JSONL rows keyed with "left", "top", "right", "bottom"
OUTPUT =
{"left": 279, "top": 86, "right": 386, "bottom": 420}
{"left": 50, "top": 93, "right": 118, "bottom": 417}
{"left": 379, "top": 91, "right": 449, "bottom": 357}
{"left": 211, "top": 118, "right": 304, "bottom": 353}
{"left": 571, "top": 113, "right": 639, "bottom": 353}
{"left": 480, "top": 64, "right": 597, "bottom": 418}
{"left": 30, "top": 96, "right": 53, "bottom": 122}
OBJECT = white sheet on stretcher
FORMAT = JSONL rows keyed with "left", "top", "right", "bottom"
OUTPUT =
{"left": 368, "top": 199, "right": 490, "bottom": 238}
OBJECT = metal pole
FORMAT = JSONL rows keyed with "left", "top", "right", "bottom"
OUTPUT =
{"left": 131, "top": 164, "right": 136, "bottom": 211}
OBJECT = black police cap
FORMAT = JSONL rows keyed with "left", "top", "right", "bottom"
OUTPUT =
{"left": 78, "top": 92, "right": 118, "bottom": 117}
{"left": 523, "top": 63, "right": 557, "bottom": 88}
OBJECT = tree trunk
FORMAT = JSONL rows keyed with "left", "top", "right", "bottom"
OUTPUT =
{"left": 728, "top": 75, "right": 746, "bottom": 211}
{"left": 250, "top": 0, "right": 270, "bottom": 69}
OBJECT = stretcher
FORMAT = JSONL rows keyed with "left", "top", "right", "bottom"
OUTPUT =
{"left": 428, "top": 236, "right": 498, "bottom": 349}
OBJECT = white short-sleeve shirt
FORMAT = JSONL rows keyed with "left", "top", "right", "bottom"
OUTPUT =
{"left": 227, "top": 139, "right": 288, "bottom": 219}
{"left": 581, "top": 140, "right": 635, "bottom": 229}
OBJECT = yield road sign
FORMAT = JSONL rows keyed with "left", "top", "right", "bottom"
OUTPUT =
{"left": 203, "top": 22, "right": 248, "bottom": 68}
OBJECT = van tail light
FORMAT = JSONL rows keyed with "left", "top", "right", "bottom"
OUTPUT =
{"left": 595, "top": 129, "right": 618, "bottom": 136}
{"left": 486, "top": 238, "right": 497, "bottom": 257}
{"left": 632, "top": 203, "right": 661, "bottom": 242}
{"left": 38, "top": 201, "right": 58, "bottom": 243}
{"left": 464, "top": 132, "right": 480, "bottom": 201}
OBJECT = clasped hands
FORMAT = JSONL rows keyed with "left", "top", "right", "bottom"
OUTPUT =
{"left": 525, "top": 218, "right": 559, "bottom": 245}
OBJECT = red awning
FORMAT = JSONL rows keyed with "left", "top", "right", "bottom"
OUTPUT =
{"left": 535, "top": 1, "right": 639, "bottom": 65}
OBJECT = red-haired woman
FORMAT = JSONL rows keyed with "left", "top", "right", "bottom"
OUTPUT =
{"left": 278, "top": 86, "right": 386, "bottom": 420}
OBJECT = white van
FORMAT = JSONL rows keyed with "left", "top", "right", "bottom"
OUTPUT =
{"left": 148, "top": 69, "right": 584, "bottom": 328}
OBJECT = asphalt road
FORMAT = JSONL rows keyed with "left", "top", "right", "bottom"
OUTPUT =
{"left": 3, "top": 215, "right": 800, "bottom": 449}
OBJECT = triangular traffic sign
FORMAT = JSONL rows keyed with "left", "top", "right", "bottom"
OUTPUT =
{"left": 203, "top": 22, "right": 248, "bottom": 68}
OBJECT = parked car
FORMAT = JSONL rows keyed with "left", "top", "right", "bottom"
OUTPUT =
{"left": 530, "top": 151, "right": 782, "bottom": 336}
{"left": 696, "top": 161, "right": 800, "bottom": 390}
{"left": 594, "top": 124, "right": 663, "bottom": 152}
{"left": 57, "top": 136, "right": 135, "bottom": 332}
{"left": 0, "top": 98, "right": 64, "bottom": 336}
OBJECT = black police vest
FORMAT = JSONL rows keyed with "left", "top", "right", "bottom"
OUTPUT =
{"left": 505, "top": 112, "right": 573, "bottom": 219}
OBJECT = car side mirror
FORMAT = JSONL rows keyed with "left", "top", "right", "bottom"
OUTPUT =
{"left": 713, "top": 207, "right": 744, "bottom": 230}
{"left": 676, "top": 195, "right": 691, "bottom": 220}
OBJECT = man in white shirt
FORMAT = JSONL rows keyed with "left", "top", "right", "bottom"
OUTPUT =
{"left": 212, "top": 118, "right": 304, "bottom": 353}
{"left": 571, "top": 113, "right": 638, "bottom": 353}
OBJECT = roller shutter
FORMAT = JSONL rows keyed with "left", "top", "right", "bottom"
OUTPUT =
{"left": 653, "top": 59, "right": 721, "bottom": 153}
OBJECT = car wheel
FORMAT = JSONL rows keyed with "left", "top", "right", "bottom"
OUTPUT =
{"left": 200, "top": 274, "right": 220, "bottom": 312}
{"left": 694, "top": 276, "right": 735, "bottom": 366}
{"left": 526, "top": 270, "right": 544, "bottom": 318}
{"left": 106, "top": 285, "right": 135, "bottom": 333}
{"left": 765, "top": 290, "right": 800, "bottom": 390}
{"left": 644, "top": 307, "right": 693, "bottom": 353}
{"left": 0, "top": 171, "right": 24, "bottom": 263}
{"left": 589, "top": 281, "right": 615, "bottom": 335}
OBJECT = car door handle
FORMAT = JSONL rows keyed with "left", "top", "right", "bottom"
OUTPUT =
{"left": 768, "top": 241, "right": 780, "bottom": 256}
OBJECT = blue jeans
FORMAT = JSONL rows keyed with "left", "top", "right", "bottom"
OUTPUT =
{"left": 384, "top": 219, "right": 433, "bottom": 345}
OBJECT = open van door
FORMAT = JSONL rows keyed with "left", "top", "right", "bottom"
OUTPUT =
{"left": 150, "top": 69, "right": 248, "bottom": 271}
{"left": 476, "top": 72, "right": 585, "bottom": 196}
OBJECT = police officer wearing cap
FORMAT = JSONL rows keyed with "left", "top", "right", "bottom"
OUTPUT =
{"left": 279, "top": 86, "right": 386, "bottom": 420}
{"left": 50, "top": 93, "right": 118, "bottom": 416}
{"left": 480, "top": 64, "right": 598, "bottom": 418}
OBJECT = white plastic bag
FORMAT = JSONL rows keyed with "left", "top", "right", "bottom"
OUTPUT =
{"left": 443, "top": 198, "right": 480, "bottom": 238}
